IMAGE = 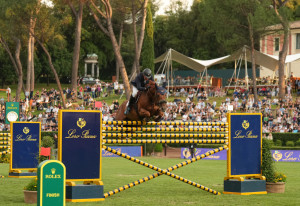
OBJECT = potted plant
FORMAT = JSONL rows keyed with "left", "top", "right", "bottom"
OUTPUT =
{"left": 266, "top": 172, "right": 287, "bottom": 193}
{"left": 262, "top": 139, "right": 286, "bottom": 193}
{"left": 23, "top": 178, "right": 37, "bottom": 204}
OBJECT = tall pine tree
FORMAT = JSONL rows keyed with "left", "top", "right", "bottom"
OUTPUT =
{"left": 141, "top": 3, "right": 154, "bottom": 73}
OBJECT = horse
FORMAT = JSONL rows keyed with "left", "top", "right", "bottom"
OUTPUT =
{"left": 115, "top": 80, "right": 167, "bottom": 122}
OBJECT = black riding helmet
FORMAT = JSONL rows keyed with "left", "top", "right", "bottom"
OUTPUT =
{"left": 143, "top": 68, "right": 152, "bottom": 79}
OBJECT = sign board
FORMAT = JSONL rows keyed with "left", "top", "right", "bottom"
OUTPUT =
{"left": 10, "top": 122, "right": 41, "bottom": 171}
{"left": 227, "top": 113, "right": 262, "bottom": 178}
{"left": 5, "top": 102, "right": 19, "bottom": 124}
{"left": 272, "top": 150, "right": 300, "bottom": 162}
{"left": 181, "top": 148, "right": 227, "bottom": 160}
{"left": 58, "top": 110, "right": 101, "bottom": 181}
{"left": 37, "top": 160, "right": 66, "bottom": 206}
{"left": 102, "top": 146, "right": 142, "bottom": 157}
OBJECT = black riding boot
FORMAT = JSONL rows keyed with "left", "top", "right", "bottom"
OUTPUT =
{"left": 124, "top": 96, "right": 135, "bottom": 115}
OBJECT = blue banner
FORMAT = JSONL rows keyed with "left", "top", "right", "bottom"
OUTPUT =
{"left": 59, "top": 111, "right": 101, "bottom": 181}
{"left": 272, "top": 150, "right": 300, "bottom": 162}
{"left": 11, "top": 122, "right": 40, "bottom": 170}
{"left": 181, "top": 148, "right": 227, "bottom": 160}
{"left": 229, "top": 114, "right": 262, "bottom": 176}
{"left": 181, "top": 148, "right": 300, "bottom": 162}
{"left": 102, "top": 146, "right": 142, "bottom": 157}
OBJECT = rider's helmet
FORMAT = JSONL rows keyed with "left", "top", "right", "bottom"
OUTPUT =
{"left": 143, "top": 68, "right": 152, "bottom": 79}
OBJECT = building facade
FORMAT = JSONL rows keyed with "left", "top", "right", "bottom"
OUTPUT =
{"left": 260, "top": 21, "right": 300, "bottom": 77}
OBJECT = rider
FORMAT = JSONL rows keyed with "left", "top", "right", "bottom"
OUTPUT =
{"left": 124, "top": 68, "right": 154, "bottom": 115}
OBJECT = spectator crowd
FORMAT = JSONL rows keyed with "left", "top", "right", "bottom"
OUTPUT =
{"left": 1, "top": 78, "right": 300, "bottom": 134}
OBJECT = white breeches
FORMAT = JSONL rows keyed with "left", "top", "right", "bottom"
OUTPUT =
{"left": 132, "top": 86, "right": 138, "bottom": 97}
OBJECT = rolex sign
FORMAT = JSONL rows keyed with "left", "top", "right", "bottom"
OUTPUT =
{"left": 5, "top": 102, "right": 19, "bottom": 124}
{"left": 37, "top": 160, "right": 66, "bottom": 206}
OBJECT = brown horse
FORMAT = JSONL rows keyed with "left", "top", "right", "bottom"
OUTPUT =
{"left": 115, "top": 80, "right": 167, "bottom": 122}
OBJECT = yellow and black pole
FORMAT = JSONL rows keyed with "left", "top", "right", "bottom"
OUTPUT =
{"left": 103, "top": 120, "right": 228, "bottom": 127}
{"left": 103, "top": 145, "right": 228, "bottom": 197}
{"left": 103, "top": 133, "right": 228, "bottom": 138}
{"left": 103, "top": 139, "right": 227, "bottom": 144}
{"left": 103, "top": 126, "right": 228, "bottom": 132}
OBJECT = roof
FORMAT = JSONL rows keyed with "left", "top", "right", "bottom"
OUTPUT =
{"left": 265, "top": 20, "right": 300, "bottom": 31}
{"left": 154, "top": 46, "right": 280, "bottom": 73}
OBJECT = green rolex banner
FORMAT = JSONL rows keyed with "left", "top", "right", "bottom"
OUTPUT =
{"left": 38, "top": 160, "right": 66, "bottom": 206}
{"left": 5, "top": 102, "right": 20, "bottom": 124}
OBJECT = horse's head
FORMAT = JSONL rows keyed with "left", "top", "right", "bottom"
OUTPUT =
{"left": 156, "top": 86, "right": 167, "bottom": 112}
{"left": 145, "top": 80, "right": 156, "bottom": 91}
{"left": 144, "top": 80, "right": 167, "bottom": 111}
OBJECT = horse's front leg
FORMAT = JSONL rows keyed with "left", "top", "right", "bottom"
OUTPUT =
{"left": 153, "top": 106, "right": 164, "bottom": 122}
{"left": 139, "top": 108, "right": 151, "bottom": 119}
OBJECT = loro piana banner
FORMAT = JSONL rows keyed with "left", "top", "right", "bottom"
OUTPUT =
{"left": 58, "top": 110, "right": 101, "bottom": 181}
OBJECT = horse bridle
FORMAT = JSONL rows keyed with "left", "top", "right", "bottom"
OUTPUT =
{"left": 146, "top": 86, "right": 167, "bottom": 112}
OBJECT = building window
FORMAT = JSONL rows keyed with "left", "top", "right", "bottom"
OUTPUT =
{"left": 275, "top": 37, "right": 280, "bottom": 51}
{"left": 297, "top": 34, "right": 300, "bottom": 49}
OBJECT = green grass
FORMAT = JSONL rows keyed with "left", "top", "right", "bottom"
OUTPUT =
{"left": 0, "top": 158, "right": 299, "bottom": 205}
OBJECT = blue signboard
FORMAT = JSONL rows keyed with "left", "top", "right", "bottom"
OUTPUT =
{"left": 272, "top": 150, "right": 300, "bottom": 162}
{"left": 58, "top": 110, "right": 101, "bottom": 181}
{"left": 180, "top": 148, "right": 300, "bottom": 162}
{"left": 181, "top": 148, "right": 227, "bottom": 160}
{"left": 228, "top": 113, "right": 262, "bottom": 177}
{"left": 10, "top": 122, "right": 41, "bottom": 170}
{"left": 103, "top": 146, "right": 142, "bottom": 157}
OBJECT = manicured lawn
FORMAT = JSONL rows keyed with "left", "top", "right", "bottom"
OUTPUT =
{"left": 0, "top": 158, "right": 299, "bottom": 205}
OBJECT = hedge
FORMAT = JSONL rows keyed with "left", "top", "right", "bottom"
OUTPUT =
{"left": 267, "top": 133, "right": 300, "bottom": 146}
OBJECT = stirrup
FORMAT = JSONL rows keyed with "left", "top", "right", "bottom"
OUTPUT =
{"left": 124, "top": 107, "right": 130, "bottom": 115}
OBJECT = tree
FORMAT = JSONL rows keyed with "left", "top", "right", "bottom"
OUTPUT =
{"left": 54, "top": 0, "right": 87, "bottom": 96}
{"left": 0, "top": 0, "right": 29, "bottom": 101}
{"left": 26, "top": 0, "right": 41, "bottom": 97}
{"left": 88, "top": 0, "right": 137, "bottom": 99}
{"left": 30, "top": 3, "right": 68, "bottom": 108}
{"left": 0, "top": 37, "right": 23, "bottom": 102}
{"left": 200, "top": 0, "right": 276, "bottom": 102}
{"left": 110, "top": 0, "right": 131, "bottom": 82}
{"left": 271, "top": 0, "right": 292, "bottom": 99}
{"left": 130, "top": 0, "right": 148, "bottom": 77}
{"left": 141, "top": 2, "right": 154, "bottom": 73}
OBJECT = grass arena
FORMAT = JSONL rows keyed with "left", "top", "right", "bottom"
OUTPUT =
{"left": 0, "top": 112, "right": 299, "bottom": 205}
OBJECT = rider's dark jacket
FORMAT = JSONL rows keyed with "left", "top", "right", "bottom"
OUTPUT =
{"left": 131, "top": 73, "right": 154, "bottom": 91}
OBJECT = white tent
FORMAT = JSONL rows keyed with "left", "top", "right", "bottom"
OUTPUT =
{"left": 154, "top": 45, "right": 279, "bottom": 72}
{"left": 267, "top": 52, "right": 300, "bottom": 63}
{"left": 154, "top": 45, "right": 300, "bottom": 92}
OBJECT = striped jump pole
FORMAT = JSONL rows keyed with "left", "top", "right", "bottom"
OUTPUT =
{"left": 103, "top": 121, "right": 228, "bottom": 127}
{"left": 0, "top": 133, "right": 10, "bottom": 178}
{"left": 103, "top": 133, "right": 228, "bottom": 138}
{"left": 0, "top": 135, "right": 10, "bottom": 155}
{"left": 0, "top": 133, "right": 11, "bottom": 136}
{"left": 104, "top": 172, "right": 162, "bottom": 198}
{"left": 0, "top": 137, "right": 11, "bottom": 141}
{"left": 103, "top": 139, "right": 228, "bottom": 144}
{"left": 103, "top": 127, "right": 228, "bottom": 132}
{"left": 103, "top": 145, "right": 228, "bottom": 197}
{"left": 0, "top": 141, "right": 10, "bottom": 145}
{"left": 0, "top": 150, "right": 10, "bottom": 155}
